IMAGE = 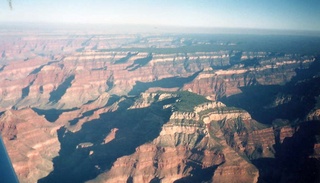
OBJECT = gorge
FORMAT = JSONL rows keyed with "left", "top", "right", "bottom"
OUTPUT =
{"left": 0, "top": 31, "right": 320, "bottom": 183}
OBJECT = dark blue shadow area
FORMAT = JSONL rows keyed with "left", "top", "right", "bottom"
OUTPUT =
{"left": 32, "top": 108, "right": 78, "bottom": 122}
{"left": 29, "top": 61, "right": 59, "bottom": 75}
{"left": 253, "top": 121, "right": 320, "bottom": 183}
{"left": 128, "top": 70, "right": 202, "bottom": 95}
{"left": 114, "top": 52, "right": 137, "bottom": 64}
{"left": 76, "top": 47, "right": 84, "bottom": 52}
{"left": 69, "top": 109, "right": 95, "bottom": 125}
{"left": 0, "top": 136, "right": 19, "bottom": 183}
{"left": 221, "top": 56, "right": 320, "bottom": 124}
{"left": 241, "top": 58, "right": 261, "bottom": 67}
{"left": 21, "top": 79, "right": 35, "bottom": 99}
{"left": 30, "top": 65, "right": 45, "bottom": 75}
{"left": 91, "top": 66, "right": 107, "bottom": 71}
{"left": 49, "top": 75, "right": 75, "bottom": 103}
{"left": 106, "top": 74, "right": 114, "bottom": 92}
{"left": 22, "top": 61, "right": 61, "bottom": 100}
{"left": 105, "top": 95, "right": 120, "bottom": 106}
{"left": 38, "top": 97, "right": 175, "bottom": 183}
{"left": 0, "top": 65, "right": 6, "bottom": 72}
{"left": 69, "top": 95, "right": 121, "bottom": 125}
{"left": 81, "top": 36, "right": 94, "bottom": 47}
{"left": 91, "top": 44, "right": 98, "bottom": 50}
{"left": 126, "top": 53, "right": 152, "bottom": 71}
{"left": 229, "top": 51, "right": 243, "bottom": 64}
{"left": 1, "top": 51, "right": 5, "bottom": 58}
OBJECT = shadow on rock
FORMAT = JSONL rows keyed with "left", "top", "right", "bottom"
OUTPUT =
{"left": 38, "top": 97, "right": 174, "bottom": 183}
{"left": 253, "top": 121, "right": 320, "bottom": 183}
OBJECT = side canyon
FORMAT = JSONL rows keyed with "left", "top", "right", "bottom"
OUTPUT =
{"left": 1, "top": 31, "right": 320, "bottom": 182}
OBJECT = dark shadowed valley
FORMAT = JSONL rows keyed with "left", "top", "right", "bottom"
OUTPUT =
{"left": 0, "top": 28, "right": 320, "bottom": 183}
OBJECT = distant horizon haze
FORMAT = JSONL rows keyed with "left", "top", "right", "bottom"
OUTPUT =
{"left": 0, "top": 22, "right": 319, "bottom": 37}
{"left": 0, "top": 0, "right": 319, "bottom": 32}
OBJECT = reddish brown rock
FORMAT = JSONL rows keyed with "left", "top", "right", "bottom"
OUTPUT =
{"left": 0, "top": 108, "right": 60, "bottom": 183}
{"left": 279, "top": 125, "right": 296, "bottom": 143}
{"left": 91, "top": 144, "right": 224, "bottom": 183}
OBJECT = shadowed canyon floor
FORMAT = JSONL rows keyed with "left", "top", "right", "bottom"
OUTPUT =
{"left": 0, "top": 31, "right": 320, "bottom": 183}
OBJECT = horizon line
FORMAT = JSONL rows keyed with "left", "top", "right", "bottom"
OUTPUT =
{"left": 1, "top": 22, "right": 320, "bottom": 36}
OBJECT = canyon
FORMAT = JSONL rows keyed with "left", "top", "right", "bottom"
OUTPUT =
{"left": 0, "top": 31, "right": 320, "bottom": 182}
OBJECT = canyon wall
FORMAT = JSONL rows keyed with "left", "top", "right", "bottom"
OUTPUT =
{"left": 0, "top": 33, "right": 319, "bottom": 182}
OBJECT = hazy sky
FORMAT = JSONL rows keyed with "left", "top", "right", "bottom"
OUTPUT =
{"left": 0, "top": 0, "right": 319, "bottom": 31}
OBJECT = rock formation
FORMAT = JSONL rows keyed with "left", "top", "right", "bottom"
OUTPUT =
{"left": 0, "top": 32, "right": 319, "bottom": 183}
{"left": 0, "top": 109, "right": 60, "bottom": 183}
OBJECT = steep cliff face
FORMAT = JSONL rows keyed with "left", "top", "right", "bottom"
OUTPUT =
{"left": 1, "top": 33, "right": 320, "bottom": 183}
{"left": 3, "top": 90, "right": 318, "bottom": 183}
{"left": 0, "top": 108, "right": 60, "bottom": 183}
{"left": 0, "top": 39, "right": 314, "bottom": 109}
{"left": 94, "top": 144, "right": 224, "bottom": 183}
{"left": 88, "top": 99, "right": 270, "bottom": 183}
{"left": 183, "top": 57, "right": 314, "bottom": 100}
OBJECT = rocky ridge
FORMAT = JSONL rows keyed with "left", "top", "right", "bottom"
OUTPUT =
{"left": 0, "top": 33, "right": 319, "bottom": 182}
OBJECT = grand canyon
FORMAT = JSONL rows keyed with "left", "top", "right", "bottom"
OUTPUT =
{"left": 0, "top": 28, "right": 320, "bottom": 183}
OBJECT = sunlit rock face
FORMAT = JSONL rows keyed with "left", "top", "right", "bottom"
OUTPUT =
{"left": 0, "top": 108, "right": 60, "bottom": 183}
{"left": 1, "top": 32, "right": 320, "bottom": 183}
{"left": 183, "top": 57, "right": 314, "bottom": 100}
{"left": 0, "top": 36, "right": 315, "bottom": 109}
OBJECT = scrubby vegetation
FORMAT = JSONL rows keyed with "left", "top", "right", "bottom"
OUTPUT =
{"left": 172, "top": 91, "right": 210, "bottom": 112}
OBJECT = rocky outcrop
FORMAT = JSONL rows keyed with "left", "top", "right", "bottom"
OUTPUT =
{"left": 129, "top": 92, "right": 177, "bottom": 109}
{"left": 1, "top": 32, "right": 320, "bottom": 183}
{"left": 92, "top": 144, "right": 224, "bottom": 183}
{"left": 102, "top": 128, "right": 118, "bottom": 144}
{"left": 89, "top": 110, "right": 225, "bottom": 183}
{"left": 194, "top": 101, "right": 226, "bottom": 113}
{"left": 0, "top": 38, "right": 315, "bottom": 109}
{"left": 307, "top": 109, "right": 320, "bottom": 121}
{"left": 88, "top": 100, "right": 271, "bottom": 183}
{"left": 0, "top": 109, "right": 60, "bottom": 183}
{"left": 170, "top": 112, "right": 199, "bottom": 120}
{"left": 183, "top": 57, "right": 314, "bottom": 100}
{"left": 0, "top": 110, "right": 18, "bottom": 140}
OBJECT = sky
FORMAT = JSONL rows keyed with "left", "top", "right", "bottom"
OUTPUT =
{"left": 0, "top": 0, "right": 319, "bottom": 31}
